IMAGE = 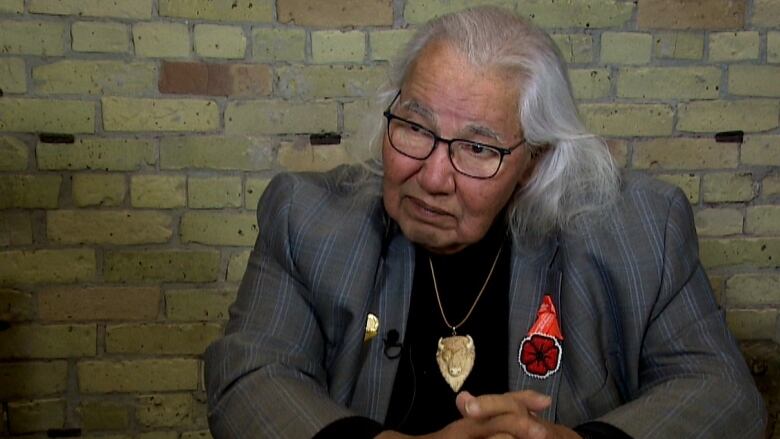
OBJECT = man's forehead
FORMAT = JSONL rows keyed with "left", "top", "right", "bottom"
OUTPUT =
{"left": 398, "top": 94, "right": 511, "bottom": 142}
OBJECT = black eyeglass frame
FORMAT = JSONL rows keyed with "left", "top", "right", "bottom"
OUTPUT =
{"left": 382, "top": 91, "right": 526, "bottom": 179}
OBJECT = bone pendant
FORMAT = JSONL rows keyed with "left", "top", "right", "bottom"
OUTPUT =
{"left": 436, "top": 335, "right": 475, "bottom": 392}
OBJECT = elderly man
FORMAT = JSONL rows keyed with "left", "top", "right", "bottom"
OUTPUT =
{"left": 205, "top": 7, "right": 765, "bottom": 439}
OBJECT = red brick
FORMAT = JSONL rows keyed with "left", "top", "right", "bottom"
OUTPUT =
{"left": 159, "top": 61, "right": 271, "bottom": 97}
{"left": 38, "top": 287, "right": 160, "bottom": 321}
{"left": 638, "top": 0, "right": 746, "bottom": 30}
{"left": 278, "top": 0, "right": 393, "bottom": 26}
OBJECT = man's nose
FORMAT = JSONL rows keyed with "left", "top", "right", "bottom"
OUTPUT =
{"left": 417, "top": 140, "right": 456, "bottom": 194}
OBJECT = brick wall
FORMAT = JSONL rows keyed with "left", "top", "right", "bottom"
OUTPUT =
{"left": 0, "top": 0, "right": 778, "bottom": 437}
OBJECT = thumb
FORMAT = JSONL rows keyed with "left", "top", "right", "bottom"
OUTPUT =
{"left": 455, "top": 391, "right": 476, "bottom": 417}
{"left": 515, "top": 391, "right": 552, "bottom": 413}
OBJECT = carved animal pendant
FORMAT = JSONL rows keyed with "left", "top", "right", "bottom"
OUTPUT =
{"left": 435, "top": 335, "right": 475, "bottom": 392}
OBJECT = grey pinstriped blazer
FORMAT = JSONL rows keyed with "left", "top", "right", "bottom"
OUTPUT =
{"left": 205, "top": 165, "right": 766, "bottom": 438}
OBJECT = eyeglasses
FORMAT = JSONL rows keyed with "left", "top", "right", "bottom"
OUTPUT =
{"left": 382, "top": 91, "right": 525, "bottom": 179}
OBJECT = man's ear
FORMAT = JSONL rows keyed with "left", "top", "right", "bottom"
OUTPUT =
{"left": 518, "top": 144, "right": 550, "bottom": 187}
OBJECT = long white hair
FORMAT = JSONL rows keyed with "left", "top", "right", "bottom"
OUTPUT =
{"left": 354, "top": 6, "right": 620, "bottom": 242}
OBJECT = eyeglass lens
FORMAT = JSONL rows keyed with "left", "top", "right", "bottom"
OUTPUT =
{"left": 387, "top": 118, "right": 502, "bottom": 178}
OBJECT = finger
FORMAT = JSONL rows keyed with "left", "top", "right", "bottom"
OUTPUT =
{"left": 456, "top": 391, "right": 476, "bottom": 417}
{"left": 509, "top": 390, "right": 552, "bottom": 413}
{"left": 479, "top": 413, "right": 549, "bottom": 439}
{"left": 462, "top": 391, "right": 550, "bottom": 419}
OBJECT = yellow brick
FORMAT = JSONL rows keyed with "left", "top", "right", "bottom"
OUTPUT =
{"left": 8, "top": 399, "right": 65, "bottom": 434}
{"left": 33, "top": 60, "right": 157, "bottom": 95}
{"left": 181, "top": 430, "right": 213, "bottom": 439}
{"left": 601, "top": 32, "right": 652, "bottom": 64}
{"left": 0, "top": 136, "right": 28, "bottom": 170}
{"left": 29, "top": 0, "right": 152, "bottom": 18}
{"left": 606, "top": 139, "right": 628, "bottom": 168}
{"left": 226, "top": 100, "right": 337, "bottom": 134}
{"left": 131, "top": 175, "right": 186, "bottom": 208}
{"left": 405, "top": 0, "right": 515, "bottom": 24}
{"left": 38, "top": 137, "right": 155, "bottom": 171}
{"left": 188, "top": 176, "right": 242, "bottom": 208}
{"left": 165, "top": 289, "right": 237, "bottom": 321}
{"left": 343, "top": 99, "right": 377, "bottom": 133}
{"left": 103, "top": 97, "right": 219, "bottom": 132}
{"left": 751, "top": 0, "right": 780, "bottom": 28}
{"left": 694, "top": 208, "right": 743, "bottom": 236}
{"left": 194, "top": 24, "right": 246, "bottom": 59}
{"left": 728, "top": 65, "right": 780, "bottom": 97}
{"left": 160, "top": 135, "right": 273, "bottom": 171}
{"left": 72, "top": 174, "right": 126, "bottom": 207}
{"left": 742, "top": 135, "right": 780, "bottom": 166}
{"left": 137, "top": 393, "right": 193, "bottom": 428}
{"left": 78, "top": 401, "right": 130, "bottom": 430}
{"left": 278, "top": 0, "right": 393, "bottom": 26}
{"left": 0, "top": 361, "right": 68, "bottom": 399}
{"left": 72, "top": 21, "right": 131, "bottom": 53}
{"left": 0, "top": 287, "right": 34, "bottom": 321}
{"left": 617, "top": 67, "right": 720, "bottom": 100}
{"left": 654, "top": 174, "right": 700, "bottom": 203}
{"left": 746, "top": 206, "right": 780, "bottom": 235}
{"left": 677, "top": 100, "right": 779, "bottom": 133}
{"left": 551, "top": 34, "right": 594, "bottom": 64}
{"left": 580, "top": 103, "right": 674, "bottom": 136}
{"left": 0, "top": 212, "right": 32, "bottom": 246}
{"left": 159, "top": 0, "right": 273, "bottom": 22}
{"left": 371, "top": 29, "right": 414, "bottom": 61}
{"left": 0, "top": 58, "right": 26, "bottom": 94}
{"left": 516, "top": 0, "right": 634, "bottom": 28}
{"left": 245, "top": 177, "right": 270, "bottom": 209}
{"left": 769, "top": 32, "right": 780, "bottom": 64}
{"left": 227, "top": 250, "right": 250, "bottom": 282}
{"left": 633, "top": 138, "right": 738, "bottom": 169}
{"left": 709, "top": 31, "right": 760, "bottom": 61}
{"left": 700, "top": 237, "right": 780, "bottom": 269}
{"left": 638, "top": 0, "right": 745, "bottom": 30}
{"left": 78, "top": 359, "right": 199, "bottom": 393}
{"left": 180, "top": 212, "right": 258, "bottom": 246}
{"left": 312, "top": 30, "right": 365, "bottom": 63}
{"left": 278, "top": 141, "right": 352, "bottom": 172}
{"left": 47, "top": 210, "right": 173, "bottom": 245}
{"left": 569, "top": 68, "right": 611, "bottom": 100}
{"left": 0, "top": 249, "right": 95, "bottom": 285}
{"left": 104, "top": 250, "right": 220, "bottom": 283}
{"left": 0, "top": 174, "right": 60, "bottom": 208}
{"left": 0, "top": 324, "right": 96, "bottom": 358}
{"left": 653, "top": 32, "right": 703, "bottom": 60}
{"left": 38, "top": 287, "right": 160, "bottom": 321}
{"left": 106, "top": 323, "right": 222, "bottom": 354}
{"left": 0, "top": 0, "right": 23, "bottom": 13}
{"left": 0, "top": 20, "right": 65, "bottom": 56}
{"left": 0, "top": 98, "right": 95, "bottom": 133}
{"left": 726, "top": 274, "right": 780, "bottom": 307}
{"left": 702, "top": 172, "right": 756, "bottom": 202}
{"left": 726, "top": 309, "right": 778, "bottom": 340}
{"left": 133, "top": 22, "right": 190, "bottom": 58}
{"left": 276, "top": 65, "right": 386, "bottom": 98}
{"left": 251, "top": 28, "right": 305, "bottom": 62}
{"left": 764, "top": 175, "right": 780, "bottom": 197}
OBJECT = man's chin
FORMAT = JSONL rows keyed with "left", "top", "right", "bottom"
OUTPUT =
{"left": 398, "top": 222, "right": 466, "bottom": 254}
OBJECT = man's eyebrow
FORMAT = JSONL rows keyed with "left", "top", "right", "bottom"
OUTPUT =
{"left": 400, "top": 98, "right": 505, "bottom": 143}
{"left": 401, "top": 99, "right": 434, "bottom": 122}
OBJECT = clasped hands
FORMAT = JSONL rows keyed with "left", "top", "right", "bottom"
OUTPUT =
{"left": 377, "top": 390, "right": 581, "bottom": 439}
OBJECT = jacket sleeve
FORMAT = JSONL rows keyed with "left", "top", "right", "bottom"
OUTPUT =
{"left": 597, "top": 188, "right": 766, "bottom": 438}
{"left": 204, "top": 174, "right": 356, "bottom": 438}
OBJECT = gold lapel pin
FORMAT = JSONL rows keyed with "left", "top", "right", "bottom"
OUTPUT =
{"left": 364, "top": 313, "right": 379, "bottom": 342}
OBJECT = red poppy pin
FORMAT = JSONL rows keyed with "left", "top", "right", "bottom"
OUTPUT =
{"left": 519, "top": 295, "right": 563, "bottom": 379}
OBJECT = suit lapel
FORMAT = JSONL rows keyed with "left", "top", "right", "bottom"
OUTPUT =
{"left": 350, "top": 227, "right": 415, "bottom": 420}
{"left": 508, "top": 237, "right": 563, "bottom": 422}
